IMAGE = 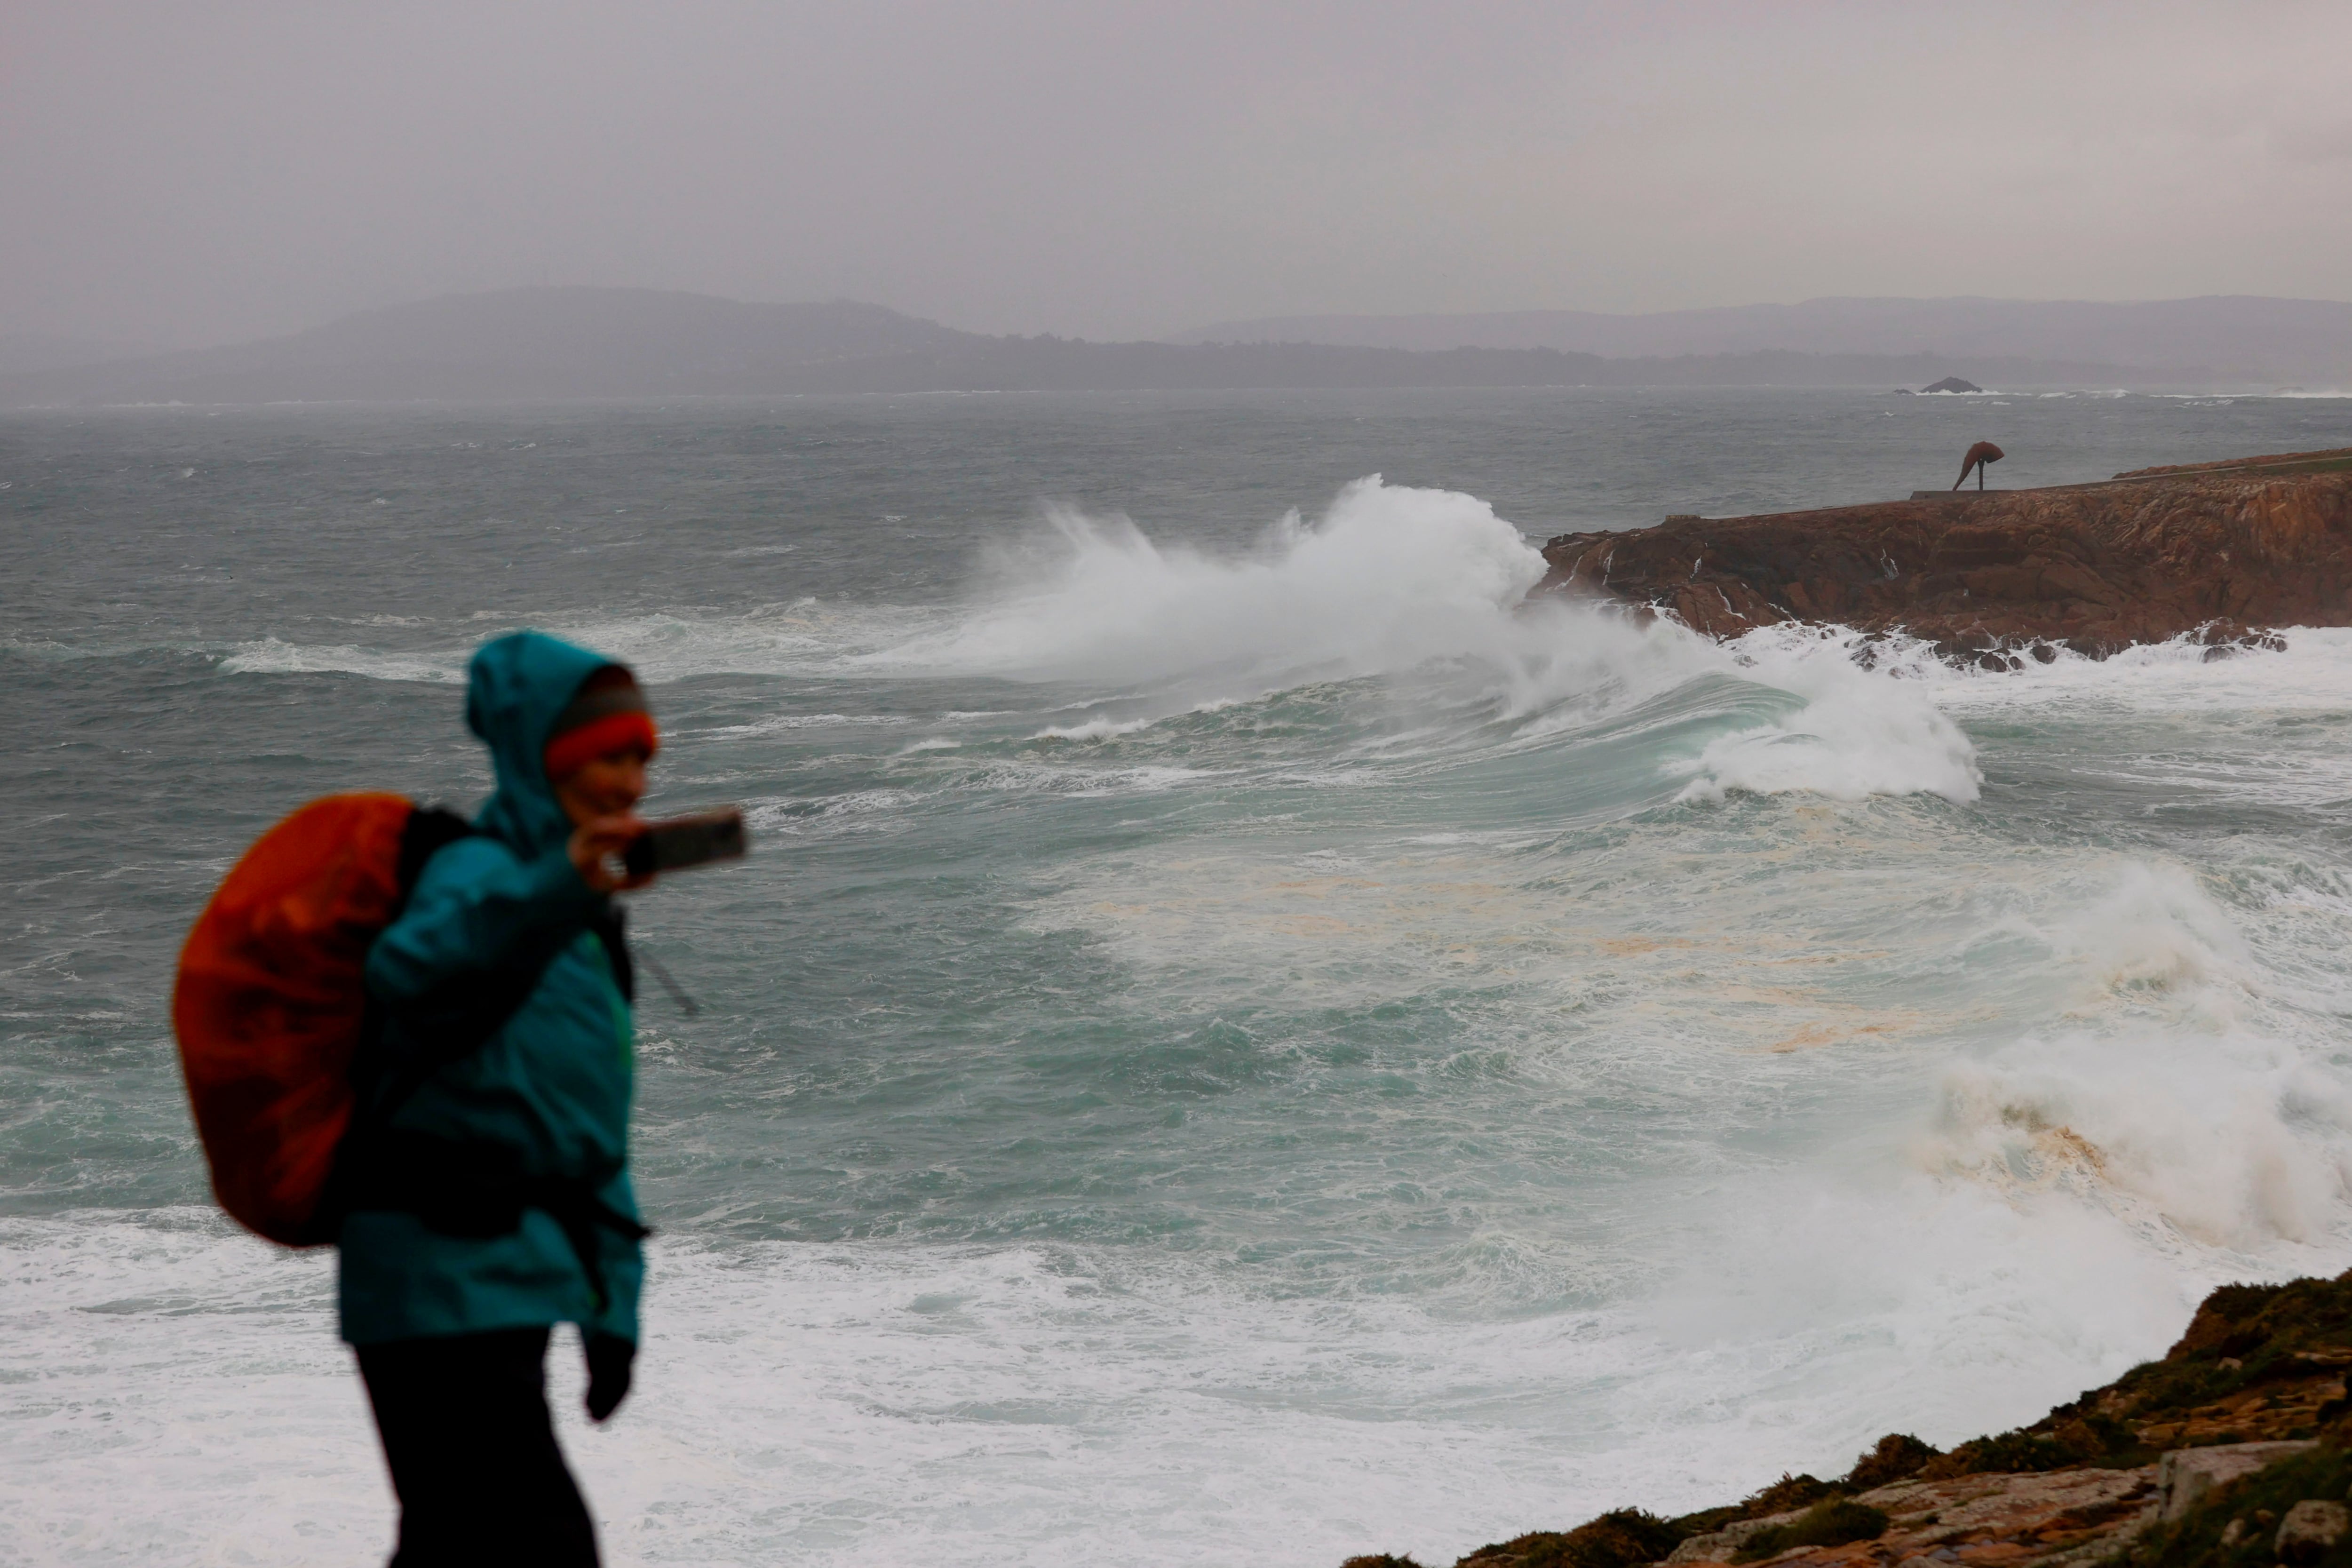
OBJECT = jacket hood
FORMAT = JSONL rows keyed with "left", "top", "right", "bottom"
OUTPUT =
{"left": 465, "top": 630, "right": 621, "bottom": 855}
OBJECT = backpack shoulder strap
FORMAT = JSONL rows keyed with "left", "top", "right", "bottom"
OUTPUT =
{"left": 592, "top": 906, "right": 634, "bottom": 1004}
{"left": 394, "top": 807, "right": 477, "bottom": 915}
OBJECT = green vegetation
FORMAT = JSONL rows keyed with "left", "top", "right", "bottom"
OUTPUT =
{"left": 1425, "top": 1439, "right": 1941, "bottom": 1568}
{"left": 1923, "top": 1412, "right": 2150, "bottom": 1478}
{"left": 1917, "top": 1272, "right": 2352, "bottom": 1479}
{"left": 1454, "top": 1510, "right": 1686, "bottom": 1568}
{"left": 2122, "top": 1445, "right": 2352, "bottom": 1568}
{"left": 1729, "top": 1499, "right": 1890, "bottom": 1563}
{"left": 1844, "top": 1435, "right": 1939, "bottom": 1491}
{"left": 2114, "top": 1275, "right": 2352, "bottom": 1406}
{"left": 1734, "top": 1475, "right": 1841, "bottom": 1520}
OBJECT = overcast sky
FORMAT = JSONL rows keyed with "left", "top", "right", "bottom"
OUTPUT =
{"left": 8, "top": 0, "right": 2351, "bottom": 349}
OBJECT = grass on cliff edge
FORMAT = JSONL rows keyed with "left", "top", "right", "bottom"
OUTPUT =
{"left": 1726, "top": 1500, "right": 1891, "bottom": 1563}
{"left": 1342, "top": 1268, "right": 2352, "bottom": 1568}
{"left": 1339, "top": 1480, "right": 1899, "bottom": 1568}
{"left": 2124, "top": 1444, "right": 2352, "bottom": 1568}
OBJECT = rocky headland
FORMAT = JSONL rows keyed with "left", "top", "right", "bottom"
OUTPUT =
{"left": 1343, "top": 1271, "right": 2352, "bottom": 1568}
{"left": 1537, "top": 448, "right": 2352, "bottom": 667}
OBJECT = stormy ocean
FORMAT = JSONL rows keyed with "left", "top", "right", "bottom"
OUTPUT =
{"left": 7, "top": 387, "right": 2352, "bottom": 1567}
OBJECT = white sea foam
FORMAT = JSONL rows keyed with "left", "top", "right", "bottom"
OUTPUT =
{"left": 183, "top": 479, "right": 1992, "bottom": 809}
{"left": 1914, "top": 858, "right": 2352, "bottom": 1252}
{"left": 181, "top": 483, "right": 2352, "bottom": 818}
{"left": 1917, "top": 625, "right": 2352, "bottom": 716}
{"left": 199, "top": 604, "right": 943, "bottom": 687}
{"left": 843, "top": 479, "right": 1989, "bottom": 806}
{"left": 187, "top": 495, "right": 2352, "bottom": 826}
{"left": 963, "top": 759, "right": 1220, "bottom": 796}
{"left": 216, "top": 637, "right": 465, "bottom": 683}
{"left": 547, "top": 599, "right": 944, "bottom": 681}
{"left": 859, "top": 477, "right": 1546, "bottom": 687}
{"left": 995, "top": 833, "right": 2352, "bottom": 1555}
{"left": 23, "top": 840, "right": 2342, "bottom": 1564}
{"left": 693, "top": 712, "right": 910, "bottom": 738}
{"left": 9, "top": 1113, "right": 2342, "bottom": 1568}
{"left": 28, "top": 396, "right": 2352, "bottom": 1568}
{"left": 1930, "top": 1036, "right": 2352, "bottom": 1251}
{"left": 1671, "top": 628, "right": 1982, "bottom": 804}
{"left": 1031, "top": 714, "right": 1162, "bottom": 742}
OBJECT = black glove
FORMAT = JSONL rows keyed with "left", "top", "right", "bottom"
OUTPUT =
{"left": 584, "top": 1332, "right": 636, "bottom": 1423}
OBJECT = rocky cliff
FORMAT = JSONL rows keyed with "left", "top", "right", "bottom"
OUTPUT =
{"left": 1343, "top": 1270, "right": 2352, "bottom": 1568}
{"left": 1537, "top": 449, "right": 2352, "bottom": 667}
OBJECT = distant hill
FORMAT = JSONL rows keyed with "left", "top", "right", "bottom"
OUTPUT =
{"left": 0, "top": 287, "right": 2226, "bottom": 406}
{"left": 0, "top": 331, "right": 167, "bottom": 377}
{"left": 0, "top": 290, "right": 973, "bottom": 405}
{"left": 1172, "top": 295, "right": 2352, "bottom": 384}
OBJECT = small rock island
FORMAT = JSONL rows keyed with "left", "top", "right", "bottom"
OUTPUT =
{"left": 1538, "top": 447, "right": 2352, "bottom": 668}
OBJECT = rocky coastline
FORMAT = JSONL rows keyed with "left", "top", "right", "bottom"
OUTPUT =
{"left": 1342, "top": 1271, "right": 2352, "bottom": 1568}
{"left": 1536, "top": 448, "right": 2352, "bottom": 667}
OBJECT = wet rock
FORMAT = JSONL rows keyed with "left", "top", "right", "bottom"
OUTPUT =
{"left": 1667, "top": 1516, "right": 1794, "bottom": 1564}
{"left": 2157, "top": 1441, "right": 2317, "bottom": 1521}
{"left": 2275, "top": 1500, "right": 2350, "bottom": 1562}
{"left": 1922, "top": 377, "right": 1983, "bottom": 393}
{"left": 1537, "top": 448, "right": 2352, "bottom": 663}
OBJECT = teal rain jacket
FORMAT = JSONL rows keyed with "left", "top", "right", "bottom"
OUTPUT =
{"left": 337, "top": 630, "right": 646, "bottom": 1347}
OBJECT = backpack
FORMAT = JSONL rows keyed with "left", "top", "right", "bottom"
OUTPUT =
{"left": 172, "top": 794, "right": 473, "bottom": 1246}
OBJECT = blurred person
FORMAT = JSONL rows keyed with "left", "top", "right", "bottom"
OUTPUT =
{"left": 335, "top": 631, "right": 661, "bottom": 1567}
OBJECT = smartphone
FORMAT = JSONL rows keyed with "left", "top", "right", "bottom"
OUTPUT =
{"left": 623, "top": 808, "right": 748, "bottom": 878}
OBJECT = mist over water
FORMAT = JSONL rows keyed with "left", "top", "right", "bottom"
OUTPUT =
{"left": 6, "top": 389, "right": 2352, "bottom": 1566}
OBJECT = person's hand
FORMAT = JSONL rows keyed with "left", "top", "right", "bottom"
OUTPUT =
{"left": 585, "top": 1332, "right": 636, "bottom": 1423}
{"left": 568, "top": 812, "right": 652, "bottom": 893}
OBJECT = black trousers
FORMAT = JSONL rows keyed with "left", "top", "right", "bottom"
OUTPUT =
{"left": 356, "top": 1326, "right": 599, "bottom": 1568}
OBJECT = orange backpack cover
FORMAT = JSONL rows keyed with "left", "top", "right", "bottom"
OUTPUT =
{"left": 173, "top": 793, "right": 420, "bottom": 1245}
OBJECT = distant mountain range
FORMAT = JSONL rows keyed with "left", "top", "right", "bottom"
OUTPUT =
{"left": 1172, "top": 295, "right": 2352, "bottom": 384}
{"left": 0, "top": 330, "right": 167, "bottom": 378}
{"left": 2, "top": 287, "right": 2332, "bottom": 406}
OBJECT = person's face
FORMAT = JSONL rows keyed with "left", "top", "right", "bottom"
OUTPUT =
{"left": 554, "top": 749, "right": 648, "bottom": 827}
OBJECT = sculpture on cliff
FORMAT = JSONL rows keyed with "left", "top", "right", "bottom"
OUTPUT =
{"left": 1954, "top": 441, "right": 2005, "bottom": 491}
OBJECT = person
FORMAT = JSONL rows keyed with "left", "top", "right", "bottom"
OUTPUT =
{"left": 335, "top": 629, "right": 663, "bottom": 1567}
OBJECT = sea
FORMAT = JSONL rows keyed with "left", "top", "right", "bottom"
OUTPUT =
{"left": 5, "top": 386, "right": 2352, "bottom": 1567}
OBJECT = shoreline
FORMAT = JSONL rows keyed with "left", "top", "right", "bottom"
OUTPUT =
{"left": 1343, "top": 1272, "right": 2352, "bottom": 1568}
{"left": 1537, "top": 447, "right": 2352, "bottom": 667}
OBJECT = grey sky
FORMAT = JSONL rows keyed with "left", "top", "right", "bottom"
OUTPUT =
{"left": 8, "top": 0, "right": 2351, "bottom": 349}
